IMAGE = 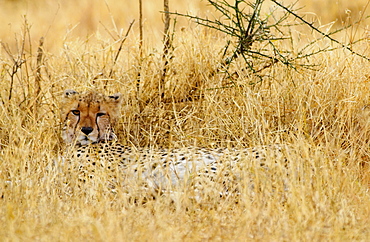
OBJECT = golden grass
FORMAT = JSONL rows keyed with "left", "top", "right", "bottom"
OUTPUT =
{"left": 1, "top": 0, "right": 370, "bottom": 240}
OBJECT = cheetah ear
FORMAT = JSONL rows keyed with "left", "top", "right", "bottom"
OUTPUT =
{"left": 64, "top": 89, "right": 79, "bottom": 98}
{"left": 108, "top": 93, "right": 122, "bottom": 103}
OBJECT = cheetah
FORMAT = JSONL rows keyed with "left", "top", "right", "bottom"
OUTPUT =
{"left": 60, "top": 90, "right": 291, "bottom": 196}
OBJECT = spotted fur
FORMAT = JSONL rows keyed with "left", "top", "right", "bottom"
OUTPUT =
{"left": 61, "top": 90, "right": 288, "bottom": 193}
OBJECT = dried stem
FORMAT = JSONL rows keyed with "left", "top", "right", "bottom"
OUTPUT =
{"left": 108, "top": 20, "right": 135, "bottom": 78}
{"left": 32, "top": 37, "right": 44, "bottom": 117}
{"left": 137, "top": 0, "right": 143, "bottom": 105}
{"left": 160, "top": 0, "right": 171, "bottom": 100}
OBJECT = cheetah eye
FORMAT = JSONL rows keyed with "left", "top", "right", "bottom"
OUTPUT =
{"left": 71, "top": 110, "right": 80, "bottom": 115}
{"left": 97, "top": 112, "right": 106, "bottom": 117}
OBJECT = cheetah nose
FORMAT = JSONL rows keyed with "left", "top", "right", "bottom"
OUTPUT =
{"left": 81, "top": 127, "right": 93, "bottom": 135}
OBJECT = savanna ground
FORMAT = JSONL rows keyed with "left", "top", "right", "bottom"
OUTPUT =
{"left": 1, "top": 0, "right": 370, "bottom": 240}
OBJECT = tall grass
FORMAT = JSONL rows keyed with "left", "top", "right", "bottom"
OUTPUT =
{"left": 1, "top": 0, "right": 370, "bottom": 240}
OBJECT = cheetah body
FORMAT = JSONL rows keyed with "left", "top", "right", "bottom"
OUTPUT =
{"left": 61, "top": 90, "right": 288, "bottom": 191}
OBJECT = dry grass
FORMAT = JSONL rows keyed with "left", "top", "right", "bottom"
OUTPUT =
{"left": 1, "top": 0, "right": 370, "bottom": 241}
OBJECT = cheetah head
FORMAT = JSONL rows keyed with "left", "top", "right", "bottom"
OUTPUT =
{"left": 61, "top": 89, "right": 122, "bottom": 145}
